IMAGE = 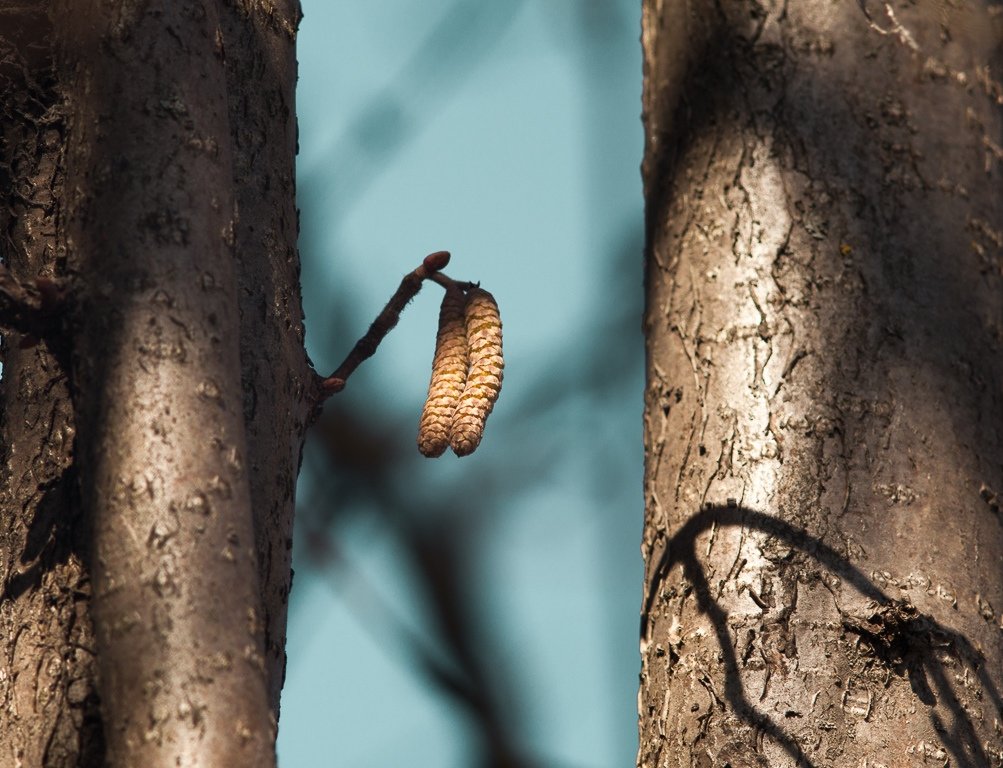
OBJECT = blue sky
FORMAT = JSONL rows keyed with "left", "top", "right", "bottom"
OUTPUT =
{"left": 279, "top": 3, "right": 644, "bottom": 765}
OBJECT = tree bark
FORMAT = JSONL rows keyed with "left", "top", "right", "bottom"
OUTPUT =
{"left": 218, "top": 0, "right": 308, "bottom": 717}
{"left": 0, "top": 5, "right": 100, "bottom": 766}
{"left": 640, "top": 1, "right": 1003, "bottom": 766}
{"left": 0, "top": 2, "right": 311, "bottom": 766}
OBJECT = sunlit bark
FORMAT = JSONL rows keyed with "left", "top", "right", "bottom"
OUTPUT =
{"left": 640, "top": 1, "right": 1003, "bottom": 765}
{"left": 0, "top": 2, "right": 312, "bottom": 765}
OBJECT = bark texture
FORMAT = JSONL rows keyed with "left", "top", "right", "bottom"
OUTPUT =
{"left": 0, "top": 1, "right": 310, "bottom": 766}
{"left": 0, "top": 5, "right": 100, "bottom": 766}
{"left": 55, "top": 2, "right": 276, "bottom": 764}
{"left": 218, "top": 0, "right": 308, "bottom": 715}
{"left": 640, "top": 1, "right": 1003, "bottom": 766}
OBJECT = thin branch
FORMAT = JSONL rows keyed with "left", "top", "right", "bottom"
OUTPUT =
{"left": 306, "top": 526, "right": 480, "bottom": 708}
{"left": 428, "top": 271, "right": 476, "bottom": 292}
{"left": 320, "top": 250, "right": 464, "bottom": 396}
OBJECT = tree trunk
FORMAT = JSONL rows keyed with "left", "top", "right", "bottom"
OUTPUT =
{"left": 0, "top": 2, "right": 313, "bottom": 766}
{"left": 640, "top": 1, "right": 1003, "bottom": 766}
{"left": 0, "top": 5, "right": 99, "bottom": 765}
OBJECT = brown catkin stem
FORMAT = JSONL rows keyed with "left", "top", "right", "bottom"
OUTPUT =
{"left": 449, "top": 287, "right": 504, "bottom": 457}
{"left": 427, "top": 272, "right": 476, "bottom": 292}
{"left": 417, "top": 285, "right": 469, "bottom": 457}
{"left": 321, "top": 252, "right": 451, "bottom": 396}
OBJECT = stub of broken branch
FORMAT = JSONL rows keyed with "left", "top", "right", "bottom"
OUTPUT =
{"left": 0, "top": 267, "right": 66, "bottom": 343}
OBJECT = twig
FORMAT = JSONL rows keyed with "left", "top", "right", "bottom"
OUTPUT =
{"left": 307, "top": 525, "right": 479, "bottom": 709}
{"left": 428, "top": 271, "right": 476, "bottom": 292}
{"left": 320, "top": 251, "right": 460, "bottom": 396}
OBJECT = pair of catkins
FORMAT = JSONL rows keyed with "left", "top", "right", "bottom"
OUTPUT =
{"left": 418, "top": 285, "right": 503, "bottom": 457}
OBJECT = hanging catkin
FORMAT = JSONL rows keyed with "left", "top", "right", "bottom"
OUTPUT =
{"left": 417, "top": 285, "right": 469, "bottom": 457}
{"left": 449, "top": 287, "right": 503, "bottom": 457}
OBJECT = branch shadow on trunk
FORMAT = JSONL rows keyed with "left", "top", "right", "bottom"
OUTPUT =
{"left": 1, "top": 466, "right": 80, "bottom": 602}
{"left": 642, "top": 6, "right": 1003, "bottom": 762}
{"left": 642, "top": 504, "right": 1003, "bottom": 768}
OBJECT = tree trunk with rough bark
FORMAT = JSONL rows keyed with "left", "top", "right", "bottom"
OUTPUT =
{"left": 640, "top": 1, "right": 1003, "bottom": 766}
{"left": 0, "top": 2, "right": 314, "bottom": 766}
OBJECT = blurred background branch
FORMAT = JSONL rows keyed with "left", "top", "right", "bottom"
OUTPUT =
{"left": 282, "top": 2, "right": 643, "bottom": 765}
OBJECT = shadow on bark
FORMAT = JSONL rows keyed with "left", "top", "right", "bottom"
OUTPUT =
{"left": 642, "top": 504, "right": 1003, "bottom": 768}
{"left": 1, "top": 466, "right": 80, "bottom": 602}
{"left": 642, "top": 6, "right": 1003, "bottom": 761}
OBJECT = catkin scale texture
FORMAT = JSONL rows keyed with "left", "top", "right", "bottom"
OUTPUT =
{"left": 417, "top": 286, "right": 469, "bottom": 457}
{"left": 449, "top": 287, "right": 503, "bottom": 457}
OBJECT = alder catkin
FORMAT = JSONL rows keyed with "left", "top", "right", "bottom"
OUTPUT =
{"left": 417, "top": 286, "right": 469, "bottom": 457}
{"left": 449, "top": 287, "right": 503, "bottom": 457}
